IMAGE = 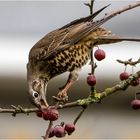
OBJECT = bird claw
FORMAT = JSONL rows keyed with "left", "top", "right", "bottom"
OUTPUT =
{"left": 58, "top": 91, "right": 68, "bottom": 102}
{"left": 52, "top": 94, "right": 68, "bottom": 103}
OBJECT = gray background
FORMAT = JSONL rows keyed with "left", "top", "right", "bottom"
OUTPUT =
{"left": 0, "top": 0, "right": 140, "bottom": 139}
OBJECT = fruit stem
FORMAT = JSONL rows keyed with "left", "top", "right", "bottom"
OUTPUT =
{"left": 135, "top": 92, "right": 137, "bottom": 100}
{"left": 132, "top": 66, "right": 134, "bottom": 74}
{"left": 90, "top": 47, "right": 97, "bottom": 96}
{"left": 91, "top": 49, "right": 94, "bottom": 74}
{"left": 124, "top": 65, "right": 127, "bottom": 72}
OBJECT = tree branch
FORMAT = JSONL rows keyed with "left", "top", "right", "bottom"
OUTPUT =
{"left": 1, "top": 69, "right": 140, "bottom": 114}
{"left": 117, "top": 58, "right": 140, "bottom": 66}
{"left": 60, "top": 69, "right": 140, "bottom": 108}
{"left": 104, "top": 2, "right": 140, "bottom": 18}
{"left": 73, "top": 107, "right": 86, "bottom": 125}
{"left": 0, "top": 106, "right": 38, "bottom": 116}
{"left": 84, "top": 0, "right": 95, "bottom": 15}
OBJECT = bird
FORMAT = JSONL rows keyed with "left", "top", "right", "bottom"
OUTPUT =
{"left": 27, "top": 4, "right": 140, "bottom": 110}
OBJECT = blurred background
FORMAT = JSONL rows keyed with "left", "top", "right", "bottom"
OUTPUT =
{"left": 0, "top": 0, "right": 140, "bottom": 139}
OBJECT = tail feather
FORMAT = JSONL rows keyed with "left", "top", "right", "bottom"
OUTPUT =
{"left": 97, "top": 36, "right": 140, "bottom": 44}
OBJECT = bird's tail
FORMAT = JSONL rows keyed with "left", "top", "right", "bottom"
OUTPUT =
{"left": 80, "top": 2, "right": 140, "bottom": 43}
{"left": 96, "top": 36, "right": 140, "bottom": 45}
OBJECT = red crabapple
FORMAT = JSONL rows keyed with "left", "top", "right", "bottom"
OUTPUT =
{"left": 120, "top": 72, "right": 129, "bottom": 81}
{"left": 87, "top": 74, "right": 96, "bottom": 86}
{"left": 42, "top": 107, "right": 59, "bottom": 121}
{"left": 53, "top": 125, "right": 65, "bottom": 138}
{"left": 65, "top": 123, "right": 75, "bottom": 134}
{"left": 94, "top": 49, "right": 106, "bottom": 61}
{"left": 131, "top": 99, "right": 140, "bottom": 110}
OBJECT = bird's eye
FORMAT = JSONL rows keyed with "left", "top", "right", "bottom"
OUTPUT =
{"left": 33, "top": 92, "right": 39, "bottom": 98}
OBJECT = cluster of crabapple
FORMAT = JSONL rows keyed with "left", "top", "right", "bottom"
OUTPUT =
{"left": 119, "top": 72, "right": 140, "bottom": 86}
{"left": 87, "top": 47, "right": 140, "bottom": 111}
{"left": 119, "top": 65, "right": 140, "bottom": 110}
{"left": 36, "top": 106, "right": 75, "bottom": 138}
{"left": 48, "top": 122, "right": 75, "bottom": 138}
{"left": 87, "top": 48, "right": 106, "bottom": 86}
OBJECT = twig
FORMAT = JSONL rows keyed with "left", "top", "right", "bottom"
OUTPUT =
{"left": 85, "top": 0, "right": 97, "bottom": 97}
{"left": 58, "top": 101, "right": 79, "bottom": 109}
{"left": 84, "top": 0, "right": 95, "bottom": 15}
{"left": 43, "top": 121, "right": 53, "bottom": 140}
{"left": 104, "top": 2, "right": 140, "bottom": 18}
{"left": 0, "top": 106, "right": 38, "bottom": 115}
{"left": 73, "top": 107, "right": 86, "bottom": 125}
{"left": 117, "top": 58, "right": 140, "bottom": 66}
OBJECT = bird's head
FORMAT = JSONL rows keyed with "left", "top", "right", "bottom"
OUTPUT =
{"left": 28, "top": 78, "right": 49, "bottom": 110}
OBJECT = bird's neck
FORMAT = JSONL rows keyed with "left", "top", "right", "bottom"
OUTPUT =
{"left": 27, "top": 62, "right": 50, "bottom": 83}
{"left": 27, "top": 73, "right": 50, "bottom": 89}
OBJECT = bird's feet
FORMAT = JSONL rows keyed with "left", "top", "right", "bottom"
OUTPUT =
{"left": 53, "top": 90, "right": 68, "bottom": 103}
{"left": 57, "top": 90, "right": 68, "bottom": 102}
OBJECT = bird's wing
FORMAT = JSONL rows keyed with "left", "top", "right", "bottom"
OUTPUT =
{"left": 29, "top": 5, "right": 110, "bottom": 61}
{"left": 60, "top": 4, "right": 110, "bottom": 30}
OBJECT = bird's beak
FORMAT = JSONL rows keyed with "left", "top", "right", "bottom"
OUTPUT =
{"left": 40, "top": 82, "right": 49, "bottom": 110}
{"left": 40, "top": 94, "right": 49, "bottom": 110}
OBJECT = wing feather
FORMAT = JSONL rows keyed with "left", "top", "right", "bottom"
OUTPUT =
{"left": 29, "top": 5, "right": 110, "bottom": 61}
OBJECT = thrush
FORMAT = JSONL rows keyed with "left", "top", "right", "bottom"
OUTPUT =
{"left": 27, "top": 5, "right": 140, "bottom": 109}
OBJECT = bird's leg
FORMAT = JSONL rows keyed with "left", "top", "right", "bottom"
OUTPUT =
{"left": 58, "top": 75, "right": 74, "bottom": 90}
{"left": 55, "top": 69, "right": 80, "bottom": 102}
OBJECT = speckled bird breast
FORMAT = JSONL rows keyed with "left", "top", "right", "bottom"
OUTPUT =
{"left": 46, "top": 41, "right": 93, "bottom": 77}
